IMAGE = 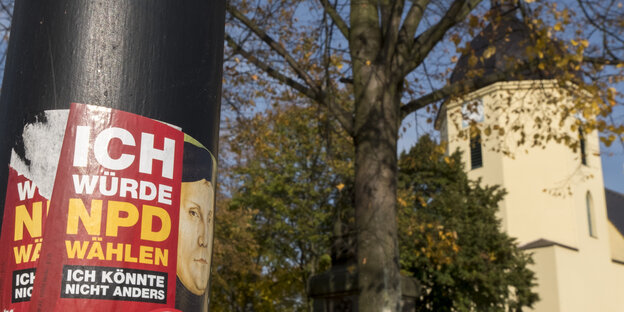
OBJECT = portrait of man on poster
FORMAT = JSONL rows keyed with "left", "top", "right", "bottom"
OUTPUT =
{"left": 175, "top": 139, "right": 216, "bottom": 311}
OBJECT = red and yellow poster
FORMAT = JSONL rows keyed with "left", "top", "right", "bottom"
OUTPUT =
{"left": 0, "top": 109, "right": 68, "bottom": 312}
{"left": 0, "top": 103, "right": 216, "bottom": 311}
{"left": 29, "top": 103, "right": 185, "bottom": 311}
{"left": 0, "top": 169, "right": 49, "bottom": 311}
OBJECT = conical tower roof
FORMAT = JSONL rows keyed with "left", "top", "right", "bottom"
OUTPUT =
{"left": 450, "top": 12, "right": 558, "bottom": 84}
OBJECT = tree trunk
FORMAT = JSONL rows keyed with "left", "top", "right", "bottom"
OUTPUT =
{"left": 353, "top": 69, "right": 401, "bottom": 311}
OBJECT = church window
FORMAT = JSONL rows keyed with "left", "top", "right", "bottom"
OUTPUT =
{"left": 586, "top": 192, "right": 597, "bottom": 238}
{"left": 579, "top": 128, "right": 587, "bottom": 166}
{"left": 470, "top": 133, "right": 483, "bottom": 170}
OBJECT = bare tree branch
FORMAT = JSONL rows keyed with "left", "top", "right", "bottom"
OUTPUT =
{"left": 325, "top": 100, "right": 355, "bottom": 136}
{"left": 226, "top": 35, "right": 355, "bottom": 135}
{"left": 400, "top": 70, "right": 510, "bottom": 118}
{"left": 583, "top": 56, "right": 624, "bottom": 67}
{"left": 576, "top": 0, "right": 624, "bottom": 46}
{"left": 398, "top": 0, "right": 430, "bottom": 49}
{"left": 225, "top": 34, "right": 318, "bottom": 101}
{"left": 318, "top": 0, "right": 350, "bottom": 39}
{"left": 226, "top": 4, "right": 322, "bottom": 96}
{"left": 402, "top": 0, "right": 483, "bottom": 76}
{"left": 395, "top": 0, "right": 430, "bottom": 72}
{"left": 380, "top": 0, "right": 406, "bottom": 65}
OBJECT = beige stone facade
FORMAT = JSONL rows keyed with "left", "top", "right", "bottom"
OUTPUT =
{"left": 438, "top": 80, "right": 624, "bottom": 311}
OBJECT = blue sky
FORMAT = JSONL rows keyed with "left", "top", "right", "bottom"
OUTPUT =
{"left": 601, "top": 140, "right": 624, "bottom": 194}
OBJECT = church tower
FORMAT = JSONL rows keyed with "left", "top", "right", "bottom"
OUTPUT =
{"left": 436, "top": 4, "right": 624, "bottom": 311}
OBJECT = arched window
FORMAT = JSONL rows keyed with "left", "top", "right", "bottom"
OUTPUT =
{"left": 586, "top": 192, "right": 597, "bottom": 238}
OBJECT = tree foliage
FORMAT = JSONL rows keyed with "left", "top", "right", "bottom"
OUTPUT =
{"left": 209, "top": 194, "right": 262, "bottom": 312}
{"left": 211, "top": 104, "right": 353, "bottom": 311}
{"left": 211, "top": 105, "right": 538, "bottom": 311}
{"left": 223, "top": 0, "right": 623, "bottom": 309}
{"left": 398, "top": 136, "right": 538, "bottom": 311}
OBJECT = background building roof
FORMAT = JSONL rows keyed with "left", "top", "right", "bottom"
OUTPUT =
{"left": 607, "top": 188, "right": 624, "bottom": 236}
{"left": 450, "top": 13, "right": 558, "bottom": 84}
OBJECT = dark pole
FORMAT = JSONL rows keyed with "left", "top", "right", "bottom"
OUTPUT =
{"left": 0, "top": 1, "right": 225, "bottom": 176}
{"left": 0, "top": 0, "right": 224, "bottom": 311}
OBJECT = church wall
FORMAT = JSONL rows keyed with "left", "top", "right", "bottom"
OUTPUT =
{"left": 525, "top": 246, "right": 560, "bottom": 312}
{"left": 611, "top": 261, "right": 624, "bottom": 307}
{"left": 444, "top": 81, "right": 582, "bottom": 246}
{"left": 440, "top": 80, "right": 624, "bottom": 311}
{"left": 553, "top": 244, "right": 619, "bottom": 312}
{"left": 608, "top": 222, "right": 624, "bottom": 262}
{"left": 498, "top": 141, "right": 578, "bottom": 247}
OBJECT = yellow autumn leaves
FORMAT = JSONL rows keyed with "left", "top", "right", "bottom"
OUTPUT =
{"left": 406, "top": 222, "right": 460, "bottom": 266}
